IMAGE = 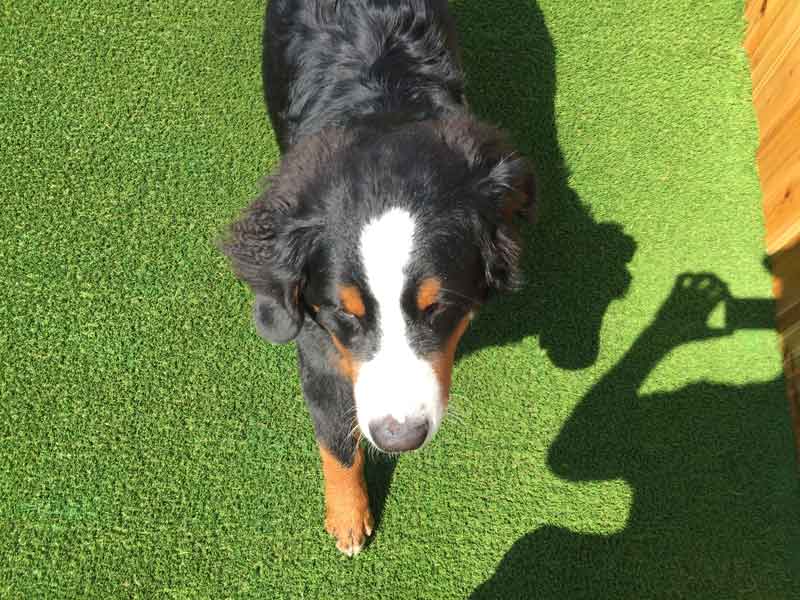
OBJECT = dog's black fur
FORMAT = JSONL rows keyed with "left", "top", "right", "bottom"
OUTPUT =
{"left": 222, "top": 0, "right": 535, "bottom": 467}
{"left": 263, "top": 0, "right": 465, "bottom": 151}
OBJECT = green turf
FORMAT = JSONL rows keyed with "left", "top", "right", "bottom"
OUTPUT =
{"left": 2, "top": 0, "right": 799, "bottom": 597}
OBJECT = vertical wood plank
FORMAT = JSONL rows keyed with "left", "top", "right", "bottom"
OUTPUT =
{"left": 753, "top": 37, "right": 800, "bottom": 141}
{"left": 751, "top": 7, "right": 800, "bottom": 91}
{"left": 745, "top": 0, "right": 792, "bottom": 58}
{"left": 745, "top": 0, "right": 800, "bottom": 461}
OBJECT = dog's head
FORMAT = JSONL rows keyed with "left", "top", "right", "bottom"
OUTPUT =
{"left": 222, "top": 117, "right": 534, "bottom": 453}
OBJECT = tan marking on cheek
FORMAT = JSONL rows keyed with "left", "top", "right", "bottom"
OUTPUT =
{"left": 319, "top": 441, "right": 373, "bottom": 555}
{"left": 338, "top": 285, "right": 366, "bottom": 318}
{"left": 330, "top": 333, "right": 361, "bottom": 384}
{"left": 431, "top": 313, "right": 472, "bottom": 405}
{"left": 416, "top": 277, "right": 442, "bottom": 311}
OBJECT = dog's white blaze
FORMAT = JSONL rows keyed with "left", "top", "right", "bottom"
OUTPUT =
{"left": 355, "top": 208, "right": 443, "bottom": 447}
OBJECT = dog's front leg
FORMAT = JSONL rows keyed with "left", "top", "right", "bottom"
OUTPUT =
{"left": 318, "top": 440, "right": 373, "bottom": 556}
{"left": 297, "top": 336, "right": 374, "bottom": 556}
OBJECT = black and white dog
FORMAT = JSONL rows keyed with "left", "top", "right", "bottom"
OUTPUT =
{"left": 222, "top": 0, "right": 535, "bottom": 556}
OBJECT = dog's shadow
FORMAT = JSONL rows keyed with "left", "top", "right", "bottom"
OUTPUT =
{"left": 453, "top": 0, "right": 636, "bottom": 370}
{"left": 364, "top": 453, "right": 397, "bottom": 540}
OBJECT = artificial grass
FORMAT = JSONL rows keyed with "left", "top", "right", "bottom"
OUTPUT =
{"left": 1, "top": 0, "right": 798, "bottom": 597}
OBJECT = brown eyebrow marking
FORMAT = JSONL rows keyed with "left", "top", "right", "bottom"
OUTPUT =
{"left": 416, "top": 277, "right": 442, "bottom": 311}
{"left": 338, "top": 285, "right": 366, "bottom": 318}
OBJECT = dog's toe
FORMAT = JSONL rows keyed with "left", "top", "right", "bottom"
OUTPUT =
{"left": 326, "top": 505, "right": 374, "bottom": 557}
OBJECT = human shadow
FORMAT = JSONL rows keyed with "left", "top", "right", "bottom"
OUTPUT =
{"left": 470, "top": 273, "right": 800, "bottom": 598}
{"left": 453, "top": 0, "right": 636, "bottom": 370}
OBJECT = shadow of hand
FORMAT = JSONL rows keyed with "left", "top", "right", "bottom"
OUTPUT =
{"left": 650, "top": 273, "right": 732, "bottom": 345}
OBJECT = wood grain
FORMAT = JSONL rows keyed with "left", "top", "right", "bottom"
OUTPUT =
{"left": 745, "top": 0, "right": 800, "bottom": 461}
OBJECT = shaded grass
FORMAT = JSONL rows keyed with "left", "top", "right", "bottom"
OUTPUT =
{"left": 1, "top": 0, "right": 798, "bottom": 597}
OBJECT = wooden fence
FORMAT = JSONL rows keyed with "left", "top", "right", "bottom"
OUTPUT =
{"left": 744, "top": 0, "right": 800, "bottom": 461}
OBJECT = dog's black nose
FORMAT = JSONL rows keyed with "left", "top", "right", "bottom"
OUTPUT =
{"left": 369, "top": 415, "right": 429, "bottom": 452}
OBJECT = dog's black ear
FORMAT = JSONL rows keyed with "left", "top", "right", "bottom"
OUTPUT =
{"left": 437, "top": 117, "right": 536, "bottom": 293}
{"left": 469, "top": 125, "right": 537, "bottom": 225}
{"left": 475, "top": 150, "right": 536, "bottom": 293}
{"left": 252, "top": 288, "right": 302, "bottom": 344}
{"left": 221, "top": 129, "right": 350, "bottom": 343}
{"left": 221, "top": 191, "right": 319, "bottom": 344}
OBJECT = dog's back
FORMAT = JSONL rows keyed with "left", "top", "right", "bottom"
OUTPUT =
{"left": 263, "top": 0, "right": 466, "bottom": 151}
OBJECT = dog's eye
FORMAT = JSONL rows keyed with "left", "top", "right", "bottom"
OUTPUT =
{"left": 424, "top": 302, "right": 442, "bottom": 315}
{"left": 336, "top": 307, "right": 360, "bottom": 322}
{"left": 423, "top": 301, "right": 471, "bottom": 328}
{"left": 314, "top": 304, "right": 361, "bottom": 333}
{"left": 423, "top": 302, "right": 447, "bottom": 322}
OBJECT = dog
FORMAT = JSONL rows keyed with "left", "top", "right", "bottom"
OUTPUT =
{"left": 221, "top": 0, "right": 535, "bottom": 556}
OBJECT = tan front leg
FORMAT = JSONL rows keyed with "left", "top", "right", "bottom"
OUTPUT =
{"left": 319, "top": 442, "right": 374, "bottom": 556}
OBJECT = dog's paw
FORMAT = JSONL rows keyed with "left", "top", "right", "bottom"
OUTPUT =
{"left": 325, "top": 503, "right": 374, "bottom": 557}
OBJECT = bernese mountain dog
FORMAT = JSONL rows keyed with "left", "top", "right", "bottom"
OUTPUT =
{"left": 221, "top": 0, "right": 535, "bottom": 556}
